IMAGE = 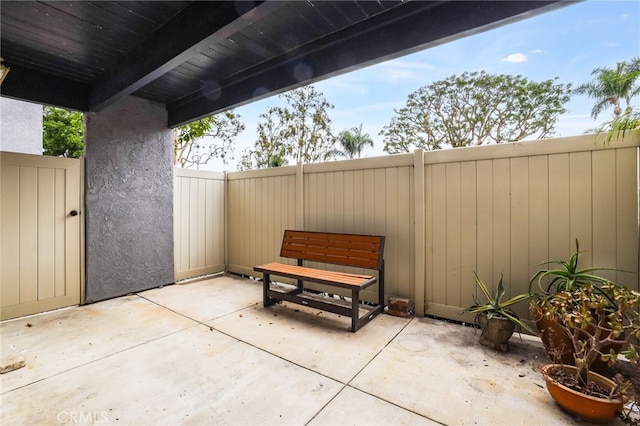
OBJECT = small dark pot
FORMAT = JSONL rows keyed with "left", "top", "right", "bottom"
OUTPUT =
{"left": 477, "top": 313, "right": 516, "bottom": 352}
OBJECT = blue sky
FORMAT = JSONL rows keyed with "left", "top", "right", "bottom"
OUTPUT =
{"left": 205, "top": 0, "right": 640, "bottom": 171}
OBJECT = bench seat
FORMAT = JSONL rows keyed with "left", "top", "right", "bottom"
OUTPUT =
{"left": 254, "top": 230, "right": 385, "bottom": 332}
{"left": 253, "top": 262, "right": 377, "bottom": 289}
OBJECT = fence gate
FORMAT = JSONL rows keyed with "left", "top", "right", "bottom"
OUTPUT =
{"left": 1, "top": 152, "right": 84, "bottom": 320}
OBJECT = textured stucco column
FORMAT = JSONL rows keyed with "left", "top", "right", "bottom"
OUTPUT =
{"left": 84, "top": 96, "right": 174, "bottom": 302}
{"left": 0, "top": 98, "right": 43, "bottom": 154}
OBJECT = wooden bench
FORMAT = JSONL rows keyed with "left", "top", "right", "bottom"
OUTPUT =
{"left": 254, "top": 230, "right": 385, "bottom": 332}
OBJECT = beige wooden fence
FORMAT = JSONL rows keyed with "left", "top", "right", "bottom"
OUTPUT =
{"left": 184, "top": 134, "right": 640, "bottom": 323}
{"left": 174, "top": 168, "right": 225, "bottom": 280}
{"left": 422, "top": 136, "right": 639, "bottom": 322}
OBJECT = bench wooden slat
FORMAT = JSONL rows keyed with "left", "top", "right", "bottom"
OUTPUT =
{"left": 283, "top": 237, "right": 381, "bottom": 251}
{"left": 254, "top": 262, "right": 376, "bottom": 289}
{"left": 279, "top": 250, "right": 379, "bottom": 269}
{"left": 282, "top": 243, "right": 381, "bottom": 256}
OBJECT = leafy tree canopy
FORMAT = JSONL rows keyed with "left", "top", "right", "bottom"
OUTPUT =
{"left": 43, "top": 106, "right": 84, "bottom": 158}
{"left": 174, "top": 110, "right": 245, "bottom": 168}
{"left": 239, "top": 86, "right": 334, "bottom": 170}
{"left": 381, "top": 71, "right": 572, "bottom": 154}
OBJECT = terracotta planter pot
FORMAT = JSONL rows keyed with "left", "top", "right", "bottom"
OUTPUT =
{"left": 532, "top": 303, "right": 624, "bottom": 372}
{"left": 477, "top": 313, "right": 516, "bottom": 352}
{"left": 532, "top": 304, "right": 575, "bottom": 364}
{"left": 541, "top": 364, "right": 625, "bottom": 423}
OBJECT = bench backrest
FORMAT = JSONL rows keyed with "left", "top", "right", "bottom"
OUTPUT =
{"left": 280, "top": 230, "right": 385, "bottom": 270}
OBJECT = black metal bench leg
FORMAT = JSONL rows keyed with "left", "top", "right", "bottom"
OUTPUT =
{"left": 351, "top": 289, "right": 359, "bottom": 332}
{"left": 263, "top": 273, "right": 276, "bottom": 307}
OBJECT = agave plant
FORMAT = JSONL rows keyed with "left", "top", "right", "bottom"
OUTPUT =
{"left": 528, "top": 239, "right": 620, "bottom": 302}
{"left": 464, "top": 271, "right": 534, "bottom": 333}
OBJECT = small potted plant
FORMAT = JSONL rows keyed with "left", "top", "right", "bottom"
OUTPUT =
{"left": 463, "top": 271, "right": 533, "bottom": 352}
{"left": 538, "top": 281, "right": 640, "bottom": 422}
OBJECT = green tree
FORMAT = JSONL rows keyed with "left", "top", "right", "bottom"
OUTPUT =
{"left": 43, "top": 106, "right": 84, "bottom": 158}
{"left": 381, "top": 71, "right": 572, "bottom": 154}
{"left": 328, "top": 124, "right": 374, "bottom": 159}
{"left": 575, "top": 57, "right": 640, "bottom": 119}
{"left": 238, "top": 109, "right": 289, "bottom": 170}
{"left": 174, "top": 110, "right": 244, "bottom": 169}
{"left": 239, "top": 86, "right": 334, "bottom": 170}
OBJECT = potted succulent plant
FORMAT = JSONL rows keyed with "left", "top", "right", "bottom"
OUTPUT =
{"left": 537, "top": 282, "right": 640, "bottom": 422}
{"left": 463, "top": 271, "right": 533, "bottom": 352}
{"left": 528, "top": 239, "right": 623, "bottom": 369}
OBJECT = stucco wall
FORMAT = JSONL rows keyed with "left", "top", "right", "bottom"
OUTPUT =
{"left": 84, "top": 96, "right": 174, "bottom": 302}
{"left": 0, "top": 97, "right": 42, "bottom": 155}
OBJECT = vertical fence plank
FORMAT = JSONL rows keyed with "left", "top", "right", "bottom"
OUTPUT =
{"left": 37, "top": 168, "right": 56, "bottom": 300}
{"left": 459, "top": 161, "right": 477, "bottom": 310}
{"left": 397, "top": 166, "right": 414, "bottom": 300}
{"left": 430, "top": 163, "right": 447, "bottom": 306}
{"left": 445, "top": 162, "right": 462, "bottom": 309}
{"left": 569, "top": 151, "right": 593, "bottom": 265}
{"left": 615, "top": 147, "right": 639, "bottom": 286}
{"left": 592, "top": 149, "right": 617, "bottom": 281}
{"left": 548, "top": 153, "right": 570, "bottom": 261}
{"left": 385, "top": 167, "right": 399, "bottom": 297}
{"left": 1, "top": 164, "right": 20, "bottom": 307}
{"left": 492, "top": 158, "right": 511, "bottom": 287}
{"left": 54, "top": 168, "right": 66, "bottom": 297}
{"left": 509, "top": 156, "right": 530, "bottom": 318}
{"left": 19, "top": 166, "right": 38, "bottom": 303}
{"left": 476, "top": 159, "right": 494, "bottom": 285}
{"left": 528, "top": 155, "right": 549, "bottom": 286}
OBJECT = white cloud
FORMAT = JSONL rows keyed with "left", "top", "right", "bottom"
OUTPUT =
{"left": 503, "top": 53, "right": 528, "bottom": 63}
{"left": 529, "top": 49, "right": 543, "bottom": 54}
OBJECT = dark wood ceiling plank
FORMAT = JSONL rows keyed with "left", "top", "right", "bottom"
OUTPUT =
{"left": 309, "top": 1, "right": 354, "bottom": 29}
{"left": 241, "top": 24, "right": 286, "bottom": 57}
{"left": 168, "top": 0, "right": 563, "bottom": 126}
{"left": 273, "top": 4, "right": 327, "bottom": 42}
{"left": 0, "top": 12, "right": 127, "bottom": 78}
{"left": 0, "top": 12, "right": 126, "bottom": 57}
{"left": 93, "top": 1, "right": 190, "bottom": 29}
{"left": 0, "top": 65, "right": 90, "bottom": 111}
{"left": 46, "top": 2, "right": 160, "bottom": 39}
{"left": 0, "top": 46, "right": 103, "bottom": 83}
{"left": 1, "top": 19, "right": 121, "bottom": 79}
{"left": 88, "top": 1, "right": 286, "bottom": 111}
{"left": 356, "top": 0, "right": 401, "bottom": 16}
{"left": 327, "top": 1, "right": 369, "bottom": 23}
{"left": 3, "top": 2, "right": 135, "bottom": 50}
{"left": 230, "top": 31, "right": 278, "bottom": 60}
{"left": 245, "top": 13, "right": 291, "bottom": 53}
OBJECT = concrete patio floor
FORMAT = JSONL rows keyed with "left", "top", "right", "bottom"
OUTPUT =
{"left": 0, "top": 274, "right": 629, "bottom": 425}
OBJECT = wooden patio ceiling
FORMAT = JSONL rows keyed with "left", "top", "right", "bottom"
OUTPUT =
{"left": 0, "top": 1, "right": 570, "bottom": 127}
